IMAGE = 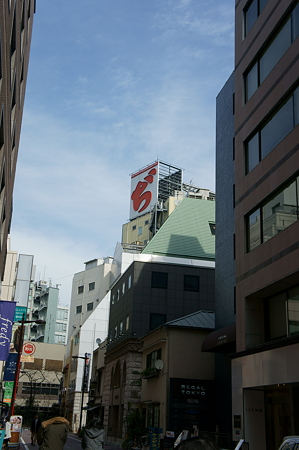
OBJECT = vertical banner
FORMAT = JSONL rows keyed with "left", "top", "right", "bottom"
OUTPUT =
{"left": 82, "top": 353, "right": 91, "bottom": 392}
{"left": 0, "top": 301, "right": 16, "bottom": 361}
{"left": 3, "top": 381, "right": 14, "bottom": 405}
{"left": 3, "top": 353, "right": 18, "bottom": 381}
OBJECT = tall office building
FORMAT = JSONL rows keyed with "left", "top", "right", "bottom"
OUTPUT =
{"left": 222, "top": 0, "right": 299, "bottom": 448}
{"left": 30, "top": 280, "right": 69, "bottom": 345}
{"left": 0, "top": 1, "right": 35, "bottom": 281}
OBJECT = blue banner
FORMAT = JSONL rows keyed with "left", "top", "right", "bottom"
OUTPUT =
{"left": 0, "top": 301, "right": 16, "bottom": 361}
{"left": 3, "top": 352, "right": 18, "bottom": 381}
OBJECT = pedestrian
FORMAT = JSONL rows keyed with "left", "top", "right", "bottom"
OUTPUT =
{"left": 81, "top": 416, "right": 105, "bottom": 450}
{"left": 37, "top": 416, "right": 69, "bottom": 450}
{"left": 176, "top": 436, "right": 219, "bottom": 450}
{"left": 30, "top": 413, "right": 42, "bottom": 446}
{"left": 3, "top": 417, "right": 11, "bottom": 449}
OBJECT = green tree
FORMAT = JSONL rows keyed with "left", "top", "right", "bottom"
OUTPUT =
{"left": 122, "top": 402, "right": 146, "bottom": 449}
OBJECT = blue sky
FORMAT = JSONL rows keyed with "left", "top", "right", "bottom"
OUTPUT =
{"left": 11, "top": 0, "right": 234, "bottom": 305}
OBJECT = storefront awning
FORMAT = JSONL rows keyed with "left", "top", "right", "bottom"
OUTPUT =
{"left": 201, "top": 323, "right": 236, "bottom": 352}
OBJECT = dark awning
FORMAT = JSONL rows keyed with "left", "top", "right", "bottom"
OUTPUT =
{"left": 201, "top": 323, "right": 236, "bottom": 352}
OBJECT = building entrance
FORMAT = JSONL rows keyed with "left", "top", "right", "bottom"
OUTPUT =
{"left": 244, "top": 383, "right": 299, "bottom": 449}
{"left": 265, "top": 383, "right": 299, "bottom": 450}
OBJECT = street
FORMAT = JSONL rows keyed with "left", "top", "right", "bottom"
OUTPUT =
{"left": 19, "top": 428, "right": 119, "bottom": 450}
{"left": 20, "top": 429, "right": 82, "bottom": 450}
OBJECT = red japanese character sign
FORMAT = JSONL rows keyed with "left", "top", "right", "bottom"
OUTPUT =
{"left": 130, "top": 162, "right": 159, "bottom": 220}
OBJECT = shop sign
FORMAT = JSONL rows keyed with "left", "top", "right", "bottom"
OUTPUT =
{"left": 13, "top": 306, "right": 27, "bottom": 322}
{"left": 21, "top": 355, "right": 34, "bottom": 363}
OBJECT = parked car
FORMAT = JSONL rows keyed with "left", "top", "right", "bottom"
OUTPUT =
{"left": 279, "top": 436, "right": 299, "bottom": 450}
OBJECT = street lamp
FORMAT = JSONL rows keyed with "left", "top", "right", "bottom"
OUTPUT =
{"left": 10, "top": 314, "right": 46, "bottom": 415}
{"left": 72, "top": 353, "right": 89, "bottom": 432}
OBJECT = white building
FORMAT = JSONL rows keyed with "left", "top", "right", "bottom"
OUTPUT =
{"left": 64, "top": 257, "right": 113, "bottom": 431}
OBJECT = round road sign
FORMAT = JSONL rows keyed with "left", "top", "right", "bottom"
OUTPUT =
{"left": 23, "top": 342, "right": 36, "bottom": 355}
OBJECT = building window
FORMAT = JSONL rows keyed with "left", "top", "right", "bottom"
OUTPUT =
{"left": 209, "top": 223, "right": 216, "bottom": 235}
{"left": 122, "top": 282, "right": 125, "bottom": 296}
{"left": 87, "top": 302, "right": 93, "bottom": 311}
{"left": 147, "top": 404, "right": 160, "bottom": 428}
{"left": 78, "top": 285, "right": 84, "bottom": 294}
{"left": 145, "top": 220, "right": 149, "bottom": 225}
{"left": 184, "top": 275, "right": 199, "bottom": 292}
{"left": 150, "top": 314, "right": 166, "bottom": 331}
{"left": 0, "top": 110, "right": 4, "bottom": 154}
{"left": 76, "top": 305, "right": 82, "bottom": 314}
{"left": 111, "top": 293, "right": 115, "bottom": 305}
{"left": 246, "top": 175, "right": 299, "bottom": 252}
{"left": 245, "top": 86, "right": 299, "bottom": 173}
{"left": 128, "top": 275, "right": 132, "bottom": 290}
{"left": 116, "top": 289, "right": 120, "bottom": 302}
{"left": 22, "top": 382, "right": 60, "bottom": 396}
{"left": 126, "top": 316, "right": 129, "bottom": 331}
{"left": 120, "top": 321, "right": 123, "bottom": 334}
{"left": 244, "top": 0, "right": 270, "bottom": 37}
{"left": 266, "top": 285, "right": 299, "bottom": 341}
{"left": 146, "top": 348, "right": 162, "bottom": 369}
{"left": 132, "top": 225, "right": 136, "bottom": 230}
{"left": 152, "top": 272, "right": 168, "bottom": 289}
{"left": 138, "top": 226, "right": 142, "bottom": 235}
{"left": 74, "top": 332, "right": 80, "bottom": 345}
{"left": 89, "top": 282, "right": 95, "bottom": 291}
{"left": 114, "top": 326, "right": 118, "bottom": 339}
{"left": 244, "top": 4, "right": 299, "bottom": 101}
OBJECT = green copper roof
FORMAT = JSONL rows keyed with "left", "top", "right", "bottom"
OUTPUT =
{"left": 142, "top": 198, "right": 215, "bottom": 261}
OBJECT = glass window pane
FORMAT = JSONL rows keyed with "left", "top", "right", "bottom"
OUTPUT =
{"left": 245, "top": 0, "right": 258, "bottom": 35}
{"left": 294, "top": 87, "right": 299, "bottom": 126}
{"left": 184, "top": 275, "right": 199, "bottom": 292}
{"left": 260, "top": 19, "right": 292, "bottom": 83}
{"left": 259, "top": 0, "right": 269, "bottom": 13}
{"left": 261, "top": 96, "right": 293, "bottom": 159}
{"left": 292, "top": 3, "right": 299, "bottom": 41}
{"left": 287, "top": 285, "right": 299, "bottom": 337}
{"left": 152, "top": 272, "right": 168, "bottom": 289}
{"left": 248, "top": 208, "right": 261, "bottom": 251}
{"left": 245, "top": 62, "right": 258, "bottom": 101}
{"left": 268, "top": 292, "right": 287, "bottom": 340}
{"left": 262, "top": 180, "right": 297, "bottom": 242}
{"left": 246, "top": 132, "right": 260, "bottom": 173}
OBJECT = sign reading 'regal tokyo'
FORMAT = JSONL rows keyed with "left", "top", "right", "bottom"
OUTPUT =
{"left": 0, "top": 301, "right": 16, "bottom": 361}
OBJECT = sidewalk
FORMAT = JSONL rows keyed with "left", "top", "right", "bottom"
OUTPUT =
{"left": 69, "top": 433, "right": 122, "bottom": 449}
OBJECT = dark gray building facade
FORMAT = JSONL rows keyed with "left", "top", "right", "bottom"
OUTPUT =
{"left": 214, "top": 0, "right": 299, "bottom": 448}
{"left": 212, "top": 73, "right": 236, "bottom": 444}
{"left": 0, "top": 0, "right": 35, "bottom": 279}
{"left": 108, "top": 259, "right": 215, "bottom": 348}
